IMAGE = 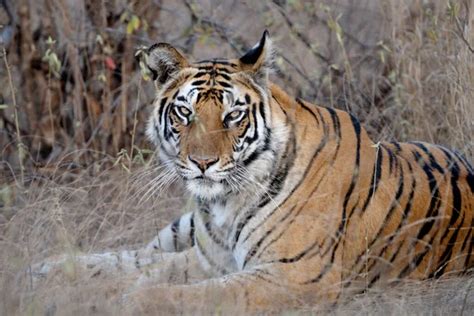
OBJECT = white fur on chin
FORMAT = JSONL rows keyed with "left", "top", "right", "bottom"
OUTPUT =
{"left": 185, "top": 180, "right": 226, "bottom": 200}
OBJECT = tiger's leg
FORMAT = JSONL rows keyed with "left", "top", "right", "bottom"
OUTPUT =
{"left": 31, "top": 212, "right": 196, "bottom": 284}
{"left": 30, "top": 248, "right": 165, "bottom": 284}
{"left": 31, "top": 248, "right": 207, "bottom": 291}
{"left": 144, "top": 211, "right": 195, "bottom": 253}
{"left": 131, "top": 247, "right": 210, "bottom": 288}
{"left": 31, "top": 249, "right": 211, "bottom": 315}
{"left": 125, "top": 260, "right": 342, "bottom": 313}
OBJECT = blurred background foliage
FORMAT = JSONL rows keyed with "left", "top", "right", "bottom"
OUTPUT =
{"left": 0, "top": 0, "right": 473, "bottom": 182}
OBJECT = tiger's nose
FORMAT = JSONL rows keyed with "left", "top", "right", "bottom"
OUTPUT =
{"left": 188, "top": 155, "right": 219, "bottom": 173}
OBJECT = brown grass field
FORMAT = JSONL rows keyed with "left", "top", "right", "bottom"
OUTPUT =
{"left": 1, "top": 0, "right": 473, "bottom": 314}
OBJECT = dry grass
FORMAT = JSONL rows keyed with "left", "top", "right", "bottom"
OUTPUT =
{"left": 1, "top": 0, "right": 474, "bottom": 314}
{"left": 2, "top": 167, "right": 473, "bottom": 315}
{"left": 383, "top": 0, "right": 474, "bottom": 157}
{"left": 0, "top": 161, "right": 189, "bottom": 315}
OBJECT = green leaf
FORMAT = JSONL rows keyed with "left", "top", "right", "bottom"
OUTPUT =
{"left": 119, "top": 12, "right": 129, "bottom": 23}
{"left": 131, "top": 15, "right": 140, "bottom": 30}
{"left": 126, "top": 22, "right": 134, "bottom": 35}
{"left": 95, "top": 34, "right": 104, "bottom": 46}
{"left": 0, "top": 185, "right": 13, "bottom": 207}
{"left": 139, "top": 60, "right": 151, "bottom": 81}
{"left": 127, "top": 15, "right": 140, "bottom": 35}
{"left": 98, "top": 73, "right": 107, "bottom": 83}
{"left": 46, "top": 36, "right": 56, "bottom": 46}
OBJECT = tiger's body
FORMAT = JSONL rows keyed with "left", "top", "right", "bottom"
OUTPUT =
{"left": 34, "top": 32, "right": 474, "bottom": 313}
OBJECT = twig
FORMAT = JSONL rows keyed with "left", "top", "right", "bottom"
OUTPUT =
{"left": 46, "top": 66, "right": 55, "bottom": 147}
{"left": 2, "top": 46, "right": 24, "bottom": 185}
{"left": 453, "top": 2, "right": 474, "bottom": 54}
{"left": 270, "top": 0, "right": 331, "bottom": 65}
{"left": 52, "top": 0, "right": 86, "bottom": 148}
{"left": 182, "top": 0, "right": 319, "bottom": 96}
{"left": 129, "top": 77, "right": 142, "bottom": 169}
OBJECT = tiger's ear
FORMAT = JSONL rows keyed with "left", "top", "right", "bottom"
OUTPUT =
{"left": 143, "top": 43, "right": 189, "bottom": 85}
{"left": 238, "top": 30, "right": 274, "bottom": 85}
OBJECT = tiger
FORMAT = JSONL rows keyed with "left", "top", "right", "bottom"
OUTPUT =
{"left": 33, "top": 31, "right": 473, "bottom": 313}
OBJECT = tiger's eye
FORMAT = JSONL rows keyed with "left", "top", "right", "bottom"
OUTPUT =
{"left": 224, "top": 110, "right": 246, "bottom": 126}
{"left": 176, "top": 106, "right": 191, "bottom": 116}
{"left": 229, "top": 111, "right": 242, "bottom": 120}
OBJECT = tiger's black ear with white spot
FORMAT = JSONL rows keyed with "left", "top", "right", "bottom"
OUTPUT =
{"left": 144, "top": 43, "right": 189, "bottom": 85}
{"left": 238, "top": 30, "right": 274, "bottom": 85}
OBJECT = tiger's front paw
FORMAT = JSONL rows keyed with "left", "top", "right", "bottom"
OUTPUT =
{"left": 29, "top": 249, "right": 165, "bottom": 288}
{"left": 29, "top": 254, "right": 83, "bottom": 287}
{"left": 29, "top": 252, "right": 123, "bottom": 287}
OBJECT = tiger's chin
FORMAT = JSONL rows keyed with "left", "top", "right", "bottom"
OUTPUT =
{"left": 185, "top": 178, "right": 227, "bottom": 200}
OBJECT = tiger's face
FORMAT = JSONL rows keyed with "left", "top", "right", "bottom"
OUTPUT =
{"left": 145, "top": 32, "right": 274, "bottom": 199}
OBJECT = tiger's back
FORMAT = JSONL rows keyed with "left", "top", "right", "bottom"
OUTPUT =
{"left": 342, "top": 140, "right": 473, "bottom": 291}
{"left": 238, "top": 86, "right": 474, "bottom": 298}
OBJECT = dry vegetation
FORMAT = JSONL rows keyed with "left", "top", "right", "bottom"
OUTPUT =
{"left": 0, "top": 0, "right": 473, "bottom": 314}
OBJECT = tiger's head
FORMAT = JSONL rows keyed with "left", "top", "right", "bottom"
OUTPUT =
{"left": 145, "top": 31, "right": 279, "bottom": 200}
